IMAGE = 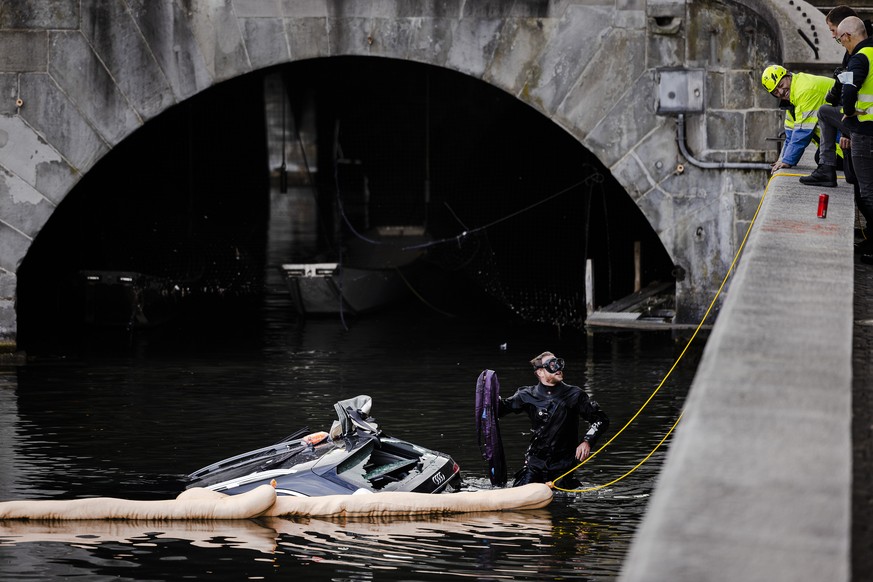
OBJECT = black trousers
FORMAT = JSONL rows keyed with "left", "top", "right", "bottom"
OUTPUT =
{"left": 512, "top": 453, "right": 579, "bottom": 487}
{"left": 852, "top": 132, "right": 873, "bottom": 228}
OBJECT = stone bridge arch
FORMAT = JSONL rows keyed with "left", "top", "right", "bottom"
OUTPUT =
{"left": 0, "top": 0, "right": 842, "bottom": 348}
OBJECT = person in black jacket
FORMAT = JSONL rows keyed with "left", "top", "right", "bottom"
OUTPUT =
{"left": 498, "top": 351, "right": 609, "bottom": 487}
{"left": 801, "top": 6, "right": 873, "bottom": 188}
{"left": 838, "top": 16, "right": 873, "bottom": 254}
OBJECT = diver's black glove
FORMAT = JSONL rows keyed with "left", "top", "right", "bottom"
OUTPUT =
{"left": 826, "top": 67, "right": 844, "bottom": 106}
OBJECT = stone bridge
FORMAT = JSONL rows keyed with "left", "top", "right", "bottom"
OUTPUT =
{"left": 0, "top": 0, "right": 843, "bottom": 348}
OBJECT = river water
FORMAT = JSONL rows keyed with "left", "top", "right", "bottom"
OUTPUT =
{"left": 0, "top": 294, "right": 703, "bottom": 581}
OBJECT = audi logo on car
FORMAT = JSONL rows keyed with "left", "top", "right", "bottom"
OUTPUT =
{"left": 431, "top": 472, "right": 446, "bottom": 486}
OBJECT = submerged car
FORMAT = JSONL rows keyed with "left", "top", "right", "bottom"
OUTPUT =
{"left": 186, "top": 395, "right": 461, "bottom": 497}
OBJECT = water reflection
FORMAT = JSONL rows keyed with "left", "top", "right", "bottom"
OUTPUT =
{"left": 0, "top": 508, "right": 627, "bottom": 580}
{"left": 0, "top": 520, "right": 281, "bottom": 553}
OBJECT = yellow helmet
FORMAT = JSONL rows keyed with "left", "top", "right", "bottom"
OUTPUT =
{"left": 762, "top": 65, "right": 788, "bottom": 93}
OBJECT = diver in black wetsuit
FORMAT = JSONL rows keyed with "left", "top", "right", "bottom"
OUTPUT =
{"left": 498, "top": 351, "right": 609, "bottom": 487}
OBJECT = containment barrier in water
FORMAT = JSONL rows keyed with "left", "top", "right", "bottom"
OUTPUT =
{"left": 0, "top": 484, "right": 279, "bottom": 521}
{"left": 0, "top": 483, "right": 552, "bottom": 520}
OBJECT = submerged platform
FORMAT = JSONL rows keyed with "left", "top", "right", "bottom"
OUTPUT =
{"left": 585, "top": 281, "right": 708, "bottom": 330}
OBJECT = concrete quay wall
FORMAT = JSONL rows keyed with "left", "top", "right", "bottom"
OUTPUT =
{"left": 620, "top": 153, "right": 854, "bottom": 581}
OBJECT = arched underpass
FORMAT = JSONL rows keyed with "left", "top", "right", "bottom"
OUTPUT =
{"left": 15, "top": 57, "right": 675, "bottom": 354}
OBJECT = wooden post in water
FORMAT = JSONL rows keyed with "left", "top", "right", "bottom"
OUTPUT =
{"left": 585, "top": 258, "right": 595, "bottom": 351}
{"left": 634, "top": 241, "right": 641, "bottom": 293}
{"left": 585, "top": 258, "right": 594, "bottom": 317}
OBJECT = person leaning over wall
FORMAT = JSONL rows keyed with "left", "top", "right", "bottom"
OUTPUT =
{"left": 761, "top": 65, "right": 837, "bottom": 175}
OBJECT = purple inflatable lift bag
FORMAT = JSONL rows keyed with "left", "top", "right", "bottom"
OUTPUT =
{"left": 475, "top": 369, "right": 507, "bottom": 487}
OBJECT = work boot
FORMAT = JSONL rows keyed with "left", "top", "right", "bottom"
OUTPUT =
{"left": 799, "top": 164, "right": 837, "bottom": 187}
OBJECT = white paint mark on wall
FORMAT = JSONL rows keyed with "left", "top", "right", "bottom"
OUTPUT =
{"left": 0, "top": 116, "right": 66, "bottom": 189}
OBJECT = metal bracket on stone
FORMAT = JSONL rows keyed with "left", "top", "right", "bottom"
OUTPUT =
{"left": 656, "top": 68, "right": 705, "bottom": 115}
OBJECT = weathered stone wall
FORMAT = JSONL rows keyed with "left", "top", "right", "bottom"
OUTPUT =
{"left": 0, "top": 0, "right": 841, "bottom": 348}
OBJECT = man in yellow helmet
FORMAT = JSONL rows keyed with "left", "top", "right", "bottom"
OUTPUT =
{"left": 761, "top": 65, "right": 837, "bottom": 175}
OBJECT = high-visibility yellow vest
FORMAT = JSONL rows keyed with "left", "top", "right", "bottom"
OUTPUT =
{"left": 855, "top": 46, "right": 873, "bottom": 123}
{"left": 784, "top": 97, "right": 844, "bottom": 159}
{"left": 788, "top": 72, "right": 833, "bottom": 132}
{"left": 781, "top": 72, "right": 837, "bottom": 165}
{"left": 784, "top": 108, "right": 822, "bottom": 146}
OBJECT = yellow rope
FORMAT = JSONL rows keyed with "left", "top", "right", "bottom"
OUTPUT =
{"left": 551, "top": 173, "right": 775, "bottom": 493}
{"left": 572, "top": 411, "right": 684, "bottom": 494}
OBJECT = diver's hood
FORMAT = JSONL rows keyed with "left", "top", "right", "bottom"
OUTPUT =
{"left": 329, "top": 394, "right": 379, "bottom": 439}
